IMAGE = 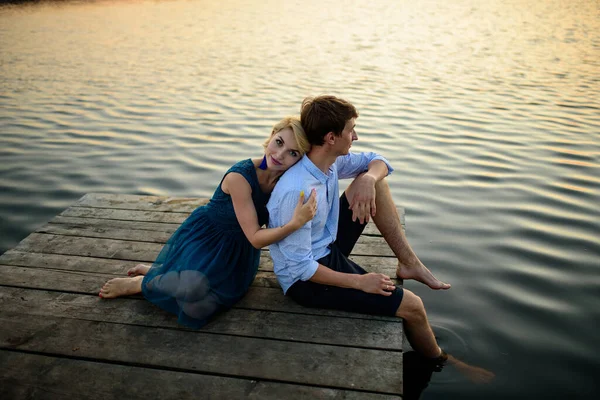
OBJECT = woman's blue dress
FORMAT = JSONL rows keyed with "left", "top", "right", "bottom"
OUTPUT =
{"left": 141, "top": 159, "right": 269, "bottom": 328}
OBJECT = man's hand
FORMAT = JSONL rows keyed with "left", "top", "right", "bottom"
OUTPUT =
{"left": 348, "top": 173, "right": 377, "bottom": 224}
{"left": 357, "top": 273, "right": 394, "bottom": 296}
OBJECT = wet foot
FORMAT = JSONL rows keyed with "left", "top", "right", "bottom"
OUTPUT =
{"left": 447, "top": 354, "right": 495, "bottom": 384}
{"left": 127, "top": 264, "right": 151, "bottom": 276}
{"left": 396, "top": 262, "right": 451, "bottom": 290}
{"left": 99, "top": 277, "right": 143, "bottom": 299}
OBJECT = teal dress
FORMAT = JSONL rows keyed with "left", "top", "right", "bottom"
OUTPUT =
{"left": 141, "top": 159, "right": 269, "bottom": 328}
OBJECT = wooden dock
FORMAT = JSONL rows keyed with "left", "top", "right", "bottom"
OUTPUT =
{"left": 0, "top": 193, "right": 405, "bottom": 399}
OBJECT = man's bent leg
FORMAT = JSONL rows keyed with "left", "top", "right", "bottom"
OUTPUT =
{"left": 396, "top": 288, "right": 443, "bottom": 358}
{"left": 346, "top": 178, "right": 450, "bottom": 290}
{"left": 335, "top": 192, "right": 367, "bottom": 257}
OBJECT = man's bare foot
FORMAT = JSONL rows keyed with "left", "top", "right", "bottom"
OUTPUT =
{"left": 99, "top": 276, "right": 143, "bottom": 299}
{"left": 127, "top": 264, "right": 151, "bottom": 276}
{"left": 396, "top": 262, "right": 451, "bottom": 290}
{"left": 447, "top": 354, "right": 495, "bottom": 384}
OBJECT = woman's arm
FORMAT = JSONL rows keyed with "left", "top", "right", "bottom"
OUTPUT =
{"left": 223, "top": 172, "right": 316, "bottom": 249}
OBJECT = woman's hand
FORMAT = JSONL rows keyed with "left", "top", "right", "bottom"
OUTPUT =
{"left": 290, "top": 189, "right": 317, "bottom": 228}
{"left": 357, "top": 273, "right": 394, "bottom": 296}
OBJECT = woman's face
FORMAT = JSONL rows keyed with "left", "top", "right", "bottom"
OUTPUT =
{"left": 265, "top": 127, "right": 303, "bottom": 171}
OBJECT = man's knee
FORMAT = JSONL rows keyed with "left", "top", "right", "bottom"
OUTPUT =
{"left": 395, "top": 289, "right": 427, "bottom": 321}
{"left": 374, "top": 177, "right": 390, "bottom": 191}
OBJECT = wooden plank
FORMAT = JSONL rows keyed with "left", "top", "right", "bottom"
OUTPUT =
{"left": 12, "top": 233, "right": 395, "bottom": 260}
{"left": 14, "top": 233, "right": 164, "bottom": 261}
{"left": 74, "top": 192, "right": 210, "bottom": 212}
{"left": 0, "top": 263, "right": 398, "bottom": 321}
{"left": 60, "top": 206, "right": 400, "bottom": 237}
{"left": 38, "top": 222, "right": 396, "bottom": 256}
{"left": 0, "top": 252, "right": 397, "bottom": 300}
{"left": 60, "top": 206, "right": 189, "bottom": 224}
{"left": 0, "top": 312, "right": 403, "bottom": 394}
{"left": 0, "top": 263, "right": 283, "bottom": 292}
{"left": 0, "top": 250, "right": 139, "bottom": 275}
{"left": 0, "top": 249, "right": 400, "bottom": 283}
{"left": 38, "top": 222, "right": 176, "bottom": 244}
{"left": 75, "top": 193, "right": 405, "bottom": 227}
{"left": 47, "top": 214, "right": 398, "bottom": 238}
{"left": 0, "top": 286, "right": 402, "bottom": 350}
{"left": 0, "top": 351, "right": 397, "bottom": 400}
{"left": 49, "top": 215, "right": 181, "bottom": 232}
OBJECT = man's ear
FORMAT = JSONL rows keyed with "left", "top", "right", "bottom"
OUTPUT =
{"left": 325, "top": 131, "right": 336, "bottom": 145}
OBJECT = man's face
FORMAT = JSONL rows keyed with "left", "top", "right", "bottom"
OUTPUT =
{"left": 336, "top": 118, "right": 357, "bottom": 155}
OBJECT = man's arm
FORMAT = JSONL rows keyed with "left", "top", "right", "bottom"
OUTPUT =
{"left": 346, "top": 159, "right": 389, "bottom": 223}
{"left": 310, "top": 264, "right": 395, "bottom": 296}
{"left": 336, "top": 152, "right": 393, "bottom": 224}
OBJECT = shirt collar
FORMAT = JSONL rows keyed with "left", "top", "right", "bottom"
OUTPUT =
{"left": 301, "top": 155, "right": 329, "bottom": 184}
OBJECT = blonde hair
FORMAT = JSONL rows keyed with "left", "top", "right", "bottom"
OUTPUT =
{"left": 263, "top": 116, "right": 310, "bottom": 156}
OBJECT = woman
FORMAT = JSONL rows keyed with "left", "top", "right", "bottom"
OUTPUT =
{"left": 99, "top": 116, "right": 315, "bottom": 328}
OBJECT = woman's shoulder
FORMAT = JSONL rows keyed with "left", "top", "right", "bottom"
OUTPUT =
{"left": 226, "top": 158, "right": 256, "bottom": 176}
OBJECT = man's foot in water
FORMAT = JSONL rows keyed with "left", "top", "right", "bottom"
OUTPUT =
{"left": 447, "top": 354, "right": 496, "bottom": 384}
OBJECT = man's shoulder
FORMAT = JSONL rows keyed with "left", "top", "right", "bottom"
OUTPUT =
{"left": 278, "top": 159, "right": 309, "bottom": 185}
{"left": 269, "top": 161, "right": 307, "bottom": 203}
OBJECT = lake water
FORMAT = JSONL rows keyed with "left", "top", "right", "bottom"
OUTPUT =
{"left": 1, "top": 0, "right": 599, "bottom": 398}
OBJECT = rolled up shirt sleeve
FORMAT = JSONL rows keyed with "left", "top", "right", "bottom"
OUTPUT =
{"left": 268, "top": 189, "right": 319, "bottom": 293}
{"left": 335, "top": 152, "right": 394, "bottom": 179}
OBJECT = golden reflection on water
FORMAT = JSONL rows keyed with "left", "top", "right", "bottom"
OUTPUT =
{"left": 553, "top": 182, "right": 596, "bottom": 194}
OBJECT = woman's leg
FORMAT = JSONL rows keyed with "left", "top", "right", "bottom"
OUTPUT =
{"left": 127, "top": 263, "right": 152, "bottom": 276}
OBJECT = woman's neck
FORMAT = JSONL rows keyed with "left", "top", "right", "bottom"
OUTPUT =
{"left": 253, "top": 157, "right": 284, "bottom": 193}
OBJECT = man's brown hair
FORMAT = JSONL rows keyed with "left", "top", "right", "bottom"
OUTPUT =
{"left": 300, "top": 95, "right": 358, "bottom": 146}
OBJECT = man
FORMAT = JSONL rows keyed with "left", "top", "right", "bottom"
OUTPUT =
{"left": 267, "top": 95, "right": 450, "bottom": 359}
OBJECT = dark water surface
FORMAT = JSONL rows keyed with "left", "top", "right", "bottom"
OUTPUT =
{"left": 1, "top": 0, "right": 599, "bottom": 398}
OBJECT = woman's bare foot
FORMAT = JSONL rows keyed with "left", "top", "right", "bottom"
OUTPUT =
{"left": 447, "top": 354, "right": 495, "bottom": 384}
{"left": 396, "top": 261, "right": 451, "bottom": 290}
{"left": 99, "top": 276, "right": 143, "bottom": 299}
{"left": 127, "top": 264, "right": 151, "bottom": 276}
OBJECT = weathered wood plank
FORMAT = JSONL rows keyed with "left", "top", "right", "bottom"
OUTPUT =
{"left": 37, "top": 222, "right": 396, "bottom": 256}
{"left": 60, "top": 204, "right": 403, "bottom": 237}
{"left": 0, "top": 250, "right": 400, "bottom": 293}
{"left": 38, "top": 222, "right": 176, "bottom": 243}
{"left": 49, "top": 215, "right": 181, "bottom": 232}
{"left": 0, "top": 263, "right": 396, "bottom": 294}
{"left": 0, "top": 263, "right": 398, "bottom": 321}
{"left": 0, "top": 287, "right": 402, "bottom": 350}
{"left": 0, "top": 351, "right": 398, "bottom": 400}
{"left": 14, "top": 233, "right": 164, "bottom": 260}
{"left": 75, "top": 192, "right": 210, "bottom": 212}
{"left": 60, "top": 206, "right": 189, "bottom": 224}
{"left": 238, "top": 286, "right": 399, "bottom": 321}
{"left": 75, "top": 193, "right": 405, "bottom": 228}
{"left": 13, "top": 233, "right": 395, "bottom": 260}
{"left": 0, "top": 249, "right": 400, "bottom": 277}
{"left": 62, "top": 206, "right": 392, "bottom": 236}
{"left": 0, "top": 250, "right": 139, "bottom": 275}
{"left": 0, "top": 312, "right": 403, "bottom": 393}
{"left": 0, "top": 263, "right": 283, "bottom": 292}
